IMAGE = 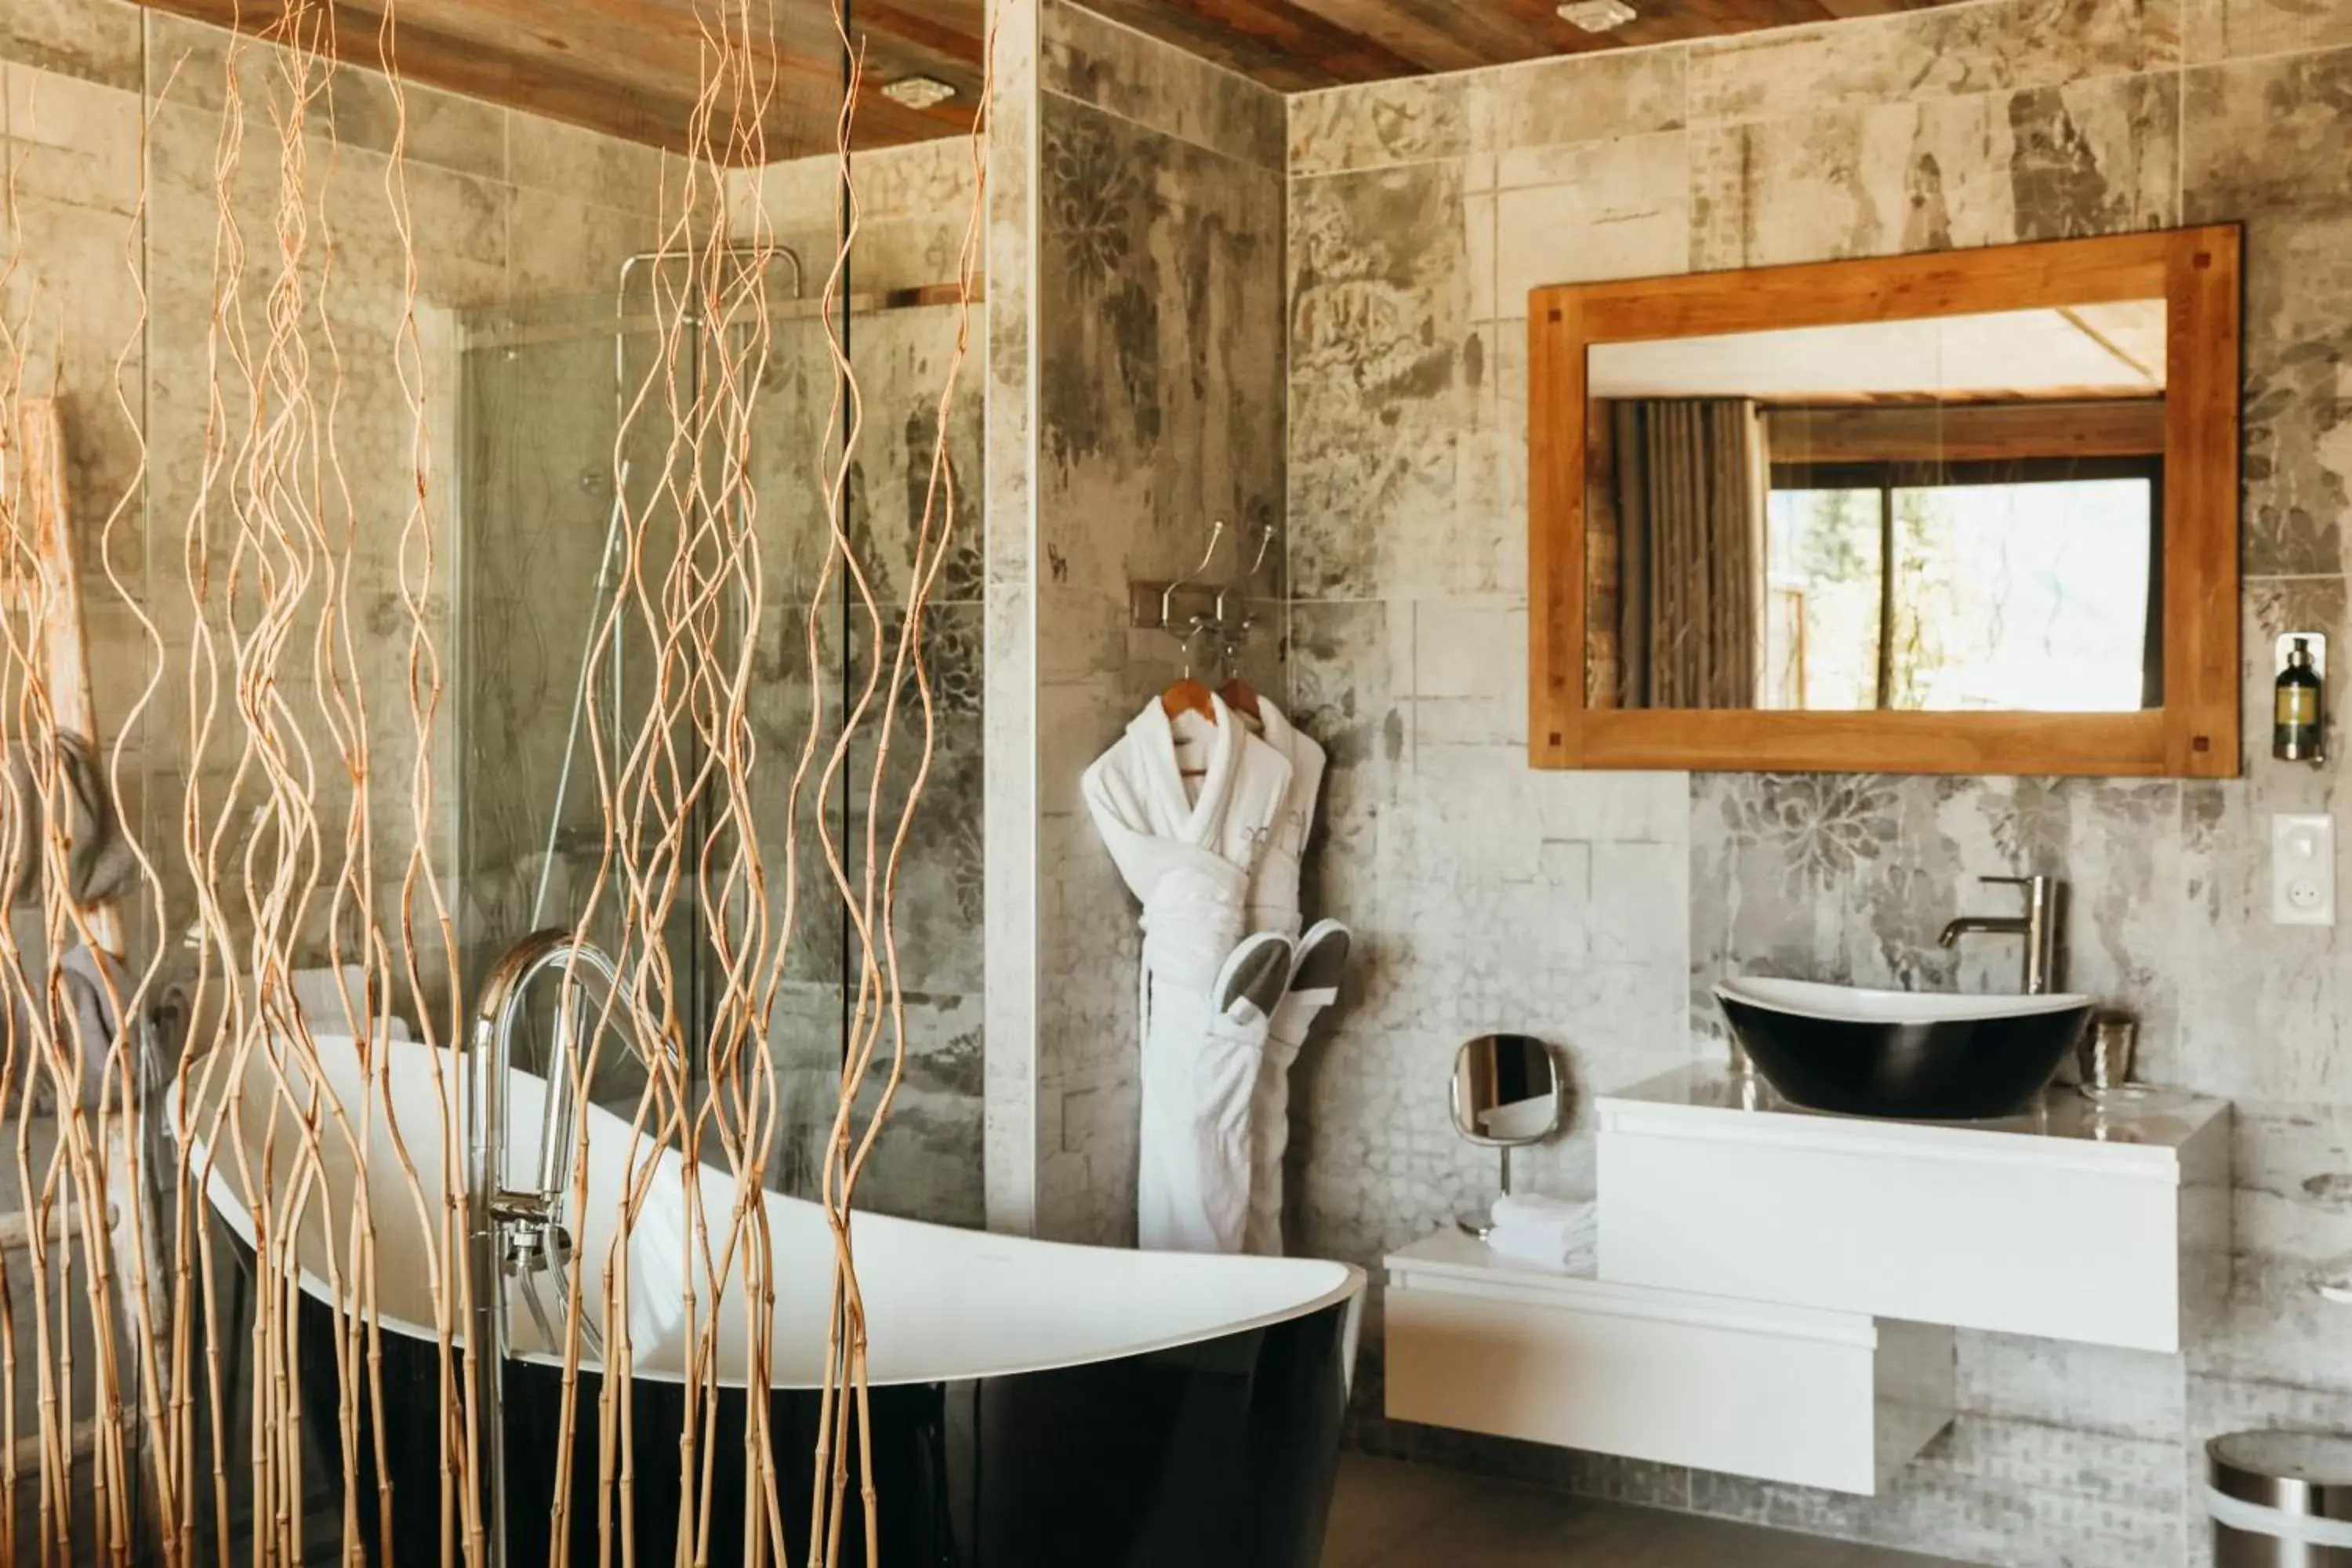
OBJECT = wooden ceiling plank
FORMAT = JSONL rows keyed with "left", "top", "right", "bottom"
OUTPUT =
{"left": 851, "top": 2, "right": 989, "bottom": 65}
{"left": 1097, "top": 0, "right": 1982, "bottom": 88}
{"left": 398, "top": 0, "right": 719, "bottom": 97}
{"left": 1080, "top": 0, "right": 1427, "bottom": 89}
{"left": 124, "top": 0, "right": 1987, "bottom": 159}
{"left": 1294, "top": 0, "right": 1537, "bottom": 73}
{"left": 134, "top": 0, "right": 974, "bottom": 162}
{"left": 139, "top": 0, "right": 705, "bottom": 151}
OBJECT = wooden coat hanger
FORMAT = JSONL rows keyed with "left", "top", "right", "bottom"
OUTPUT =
{"left": 1216, "top": 520, "right": 1277, "bottom": 724}
{"left": 1165, "top": 622, "right": 1218, "bottom": 780}
{"left": 1160, "top": 524, "right": 1225, "bottom": 728}
{"left": 1217, "top": 612, "right": 1261, "bottom": 723}
{"left": 1162, "top": 637, "right": 1217, "bottom": 725}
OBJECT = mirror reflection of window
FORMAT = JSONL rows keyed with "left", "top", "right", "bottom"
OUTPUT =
{"left": 1763, "top": 484, "right": 1882, "bottom": 710}
{"left": 1897, "top": 469, "right": 2156, "bottom": 712}
{"left": 1585, "top": 300, "right": 2167, "bottom": 714}
{"left": 1763, "top": 450, "right": 2161, "bottom": 713}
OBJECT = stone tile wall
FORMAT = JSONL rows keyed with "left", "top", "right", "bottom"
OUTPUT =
{"left": 984, "top": 0, "right": 1043, "bottom": 1235}
{"left": 721, "top": 139, "right": 991, "bottom": 1224}
{"left": 1285, "top": 2, "right": 2352, "bottom": 1562}
{"left": 3, "top": 0, "right": 683, "bottom": 1008}
{"left": 1029, "top": 0, "right": 1290, "bottom": 1243}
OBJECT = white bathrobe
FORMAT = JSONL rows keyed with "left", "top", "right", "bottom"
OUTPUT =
{"left": 1083, "top": 695, "right": 1294, "bottom": 1254}
{"left": 1238, "top": 700, "right": 1330, "bottom": 1255}
{"left": 1240, "top": 700, "right": 1326, "bottom": 941}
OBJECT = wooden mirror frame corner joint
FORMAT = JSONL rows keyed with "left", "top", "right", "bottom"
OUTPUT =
{"left": 1526, "top": 225, "right": 2245, "bottom": 779}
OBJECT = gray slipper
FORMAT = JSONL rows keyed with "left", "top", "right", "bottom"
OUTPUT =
{"left": 1214, "top": 931, "right": 1296, "bottom": 1026}
{"left": 1287, "top": 919, "right": 1352, "bottom": 998}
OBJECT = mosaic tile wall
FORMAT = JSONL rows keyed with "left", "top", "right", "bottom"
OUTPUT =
{"left": 1283, "top": 1, "right": 2352, "bottom": 1563}
{"left": 1029, "top": 0, "right": 1289, "bottom": 1244}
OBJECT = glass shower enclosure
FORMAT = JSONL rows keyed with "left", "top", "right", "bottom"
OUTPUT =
{"left": 456, "top": 255, "right": 986, "bottom": 1227}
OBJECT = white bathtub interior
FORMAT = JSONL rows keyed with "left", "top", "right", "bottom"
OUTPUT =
{"left": 174, "top": 1033, "right": 1360, "bottom": 1391}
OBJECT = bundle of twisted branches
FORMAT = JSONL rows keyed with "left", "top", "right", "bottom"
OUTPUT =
{"left": 0, "top": 0, "right": 993, "bottom": 1563}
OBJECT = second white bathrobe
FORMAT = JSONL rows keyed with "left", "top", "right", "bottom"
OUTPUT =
{"left": 1083, "top": 695, "right": 1294, "bottom": 1253}
{"left": 1239, "top": 699, "right": 1330, "bottom": 1255}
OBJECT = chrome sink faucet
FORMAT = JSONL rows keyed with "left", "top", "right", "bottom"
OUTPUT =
{"left": 1939, "top": 875, "right": 2061, "bottom": 995}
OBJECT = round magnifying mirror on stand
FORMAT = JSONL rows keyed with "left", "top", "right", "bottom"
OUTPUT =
{"left": 1449, "top": 1033, "right": 1562, "bottom": 1238}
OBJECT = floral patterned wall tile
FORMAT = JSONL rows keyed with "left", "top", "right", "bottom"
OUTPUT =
{"left": 1042, "top": 0, "right": 1284, "bottom": 172}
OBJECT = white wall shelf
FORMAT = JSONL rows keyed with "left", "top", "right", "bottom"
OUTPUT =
{"left": 1384, "top": 1231, "right": 1954, "bottom": 1496}
{"left": 1595, "top": 1068, "right": 2232, "bottom": 1353}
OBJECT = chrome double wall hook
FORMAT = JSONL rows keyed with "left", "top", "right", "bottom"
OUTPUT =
{"left": 1163, "top": 519, "right": 1228, "bottom": 671}
{"left": 1208, "top": 518, "right": 1278, "bottom": 676}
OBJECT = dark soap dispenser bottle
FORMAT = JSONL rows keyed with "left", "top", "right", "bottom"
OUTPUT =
{"left": 2276, "top": 636, "right": 2325, "bottom": 763}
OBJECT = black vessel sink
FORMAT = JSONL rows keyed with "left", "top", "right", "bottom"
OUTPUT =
{"left": 1715, "top": 977, "right": 2095, "bottom": 1120}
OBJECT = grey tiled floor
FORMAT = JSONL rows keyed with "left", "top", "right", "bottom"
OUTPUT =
{"left": 1322, "top": 1457, "right": 1976, "bottom": 1568}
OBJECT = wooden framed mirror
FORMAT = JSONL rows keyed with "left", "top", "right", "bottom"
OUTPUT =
{"left": 1528, "top": 227, "right": 2242, "bottom": 778}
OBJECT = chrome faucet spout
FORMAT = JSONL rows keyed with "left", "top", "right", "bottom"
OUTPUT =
{"left": 461, "top": 926, "right": 663, "bottom": 1552}
{"left": 1938, "top": 915, "right": 2027, "bottom": 949}
{"left": 466, "top": 924, "right": 656, "bottom": 1555}
{"left": 473, "top": 928, "right": 637, "bottom": 1245}
{"left": 1940, "top": 876, "right": 2062, "bottom": 994}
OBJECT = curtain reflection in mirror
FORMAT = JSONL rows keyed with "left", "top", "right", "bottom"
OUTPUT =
{"left": 1587, "top": 397, "right": 1767, "bottom": 710}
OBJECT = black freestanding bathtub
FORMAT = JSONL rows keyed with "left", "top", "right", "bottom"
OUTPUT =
{"left": 179, "top": 1036, "right": 1363, "bottom": 1566}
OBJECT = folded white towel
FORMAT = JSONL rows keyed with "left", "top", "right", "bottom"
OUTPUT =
{"left": 1487, "top": 1226, "right": 1598, "bottom": 1269}
{"left": 1492, "top": 1192, "right": 1592, "bottom": 1224}
{"left": 1492, "top": 1193, "right": 1597, "bottom": 1234}
{"left": 1486, "top": 1194, "right": 1597, "bottom": 1266}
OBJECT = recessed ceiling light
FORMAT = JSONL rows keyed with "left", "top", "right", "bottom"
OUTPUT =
{"left": 880, "top": 77, "right": 957, "bottom": 111}
{"left": 1557, "top": 0, "right": 1639, "bottom": 32}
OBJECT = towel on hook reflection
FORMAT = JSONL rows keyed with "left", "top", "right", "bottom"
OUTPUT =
{"left": 3, "top": 937, "right": 122, "bottom": 1113}
{"left": 0, "top": 733, "right": 139, "bottom": 912}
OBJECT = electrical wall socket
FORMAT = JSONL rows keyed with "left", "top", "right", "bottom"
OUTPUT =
{"left": 2273, "top": 813, "right": 2336, "bottom": 927}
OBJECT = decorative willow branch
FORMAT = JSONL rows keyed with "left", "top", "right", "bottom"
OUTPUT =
{"left": 0, "top": 53, "right": 176, "bottom": 1568}
{"left": 0, "top": 0, "right": 992, "bottom": 1562}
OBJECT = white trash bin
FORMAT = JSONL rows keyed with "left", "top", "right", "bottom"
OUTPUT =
{"left": 2209, "top": 1432, "right": 2352, "bottom": 1567}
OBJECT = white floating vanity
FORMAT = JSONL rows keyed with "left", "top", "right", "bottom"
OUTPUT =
{"left": 1385, "top": 1067, "right": 2231, "bottom": 1494}
{"left": 1596, "top": 1068, "right": 2231, "bottom": 1354}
